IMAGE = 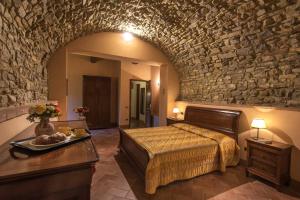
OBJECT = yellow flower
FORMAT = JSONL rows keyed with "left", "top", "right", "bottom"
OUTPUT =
{"left": 35, "top": 104, "right": 46, "bottom": 115}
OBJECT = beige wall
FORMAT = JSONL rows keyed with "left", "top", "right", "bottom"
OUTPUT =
{"left": 151, "top": 66, "right": 160, "bottom": 116}
{"left": 67, "top": 32, "right": 169, "bottom": 64}
{"left": 0, "top": 115, "right": 32, "bottom": 146}
{"left": 67, "top": 54, "right": 120, "bottom": 122}
{"left": 47, "top": 47, "right": 67, "bottom": 120}
{"left": 167, "top": 64, "right": 179, "bottom": 117}
{"left": 174, "top": 101, "right": 300, "bottom": 182}
{"left": 159, "top": 65, "right": 168, "bottom": 125}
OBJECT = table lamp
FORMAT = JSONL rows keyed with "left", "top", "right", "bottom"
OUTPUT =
{"left": 173, "top": 107, "right": 180, "bottom": 119}
{"left": 251, "top": 118, "right": 267, "bottom": 140}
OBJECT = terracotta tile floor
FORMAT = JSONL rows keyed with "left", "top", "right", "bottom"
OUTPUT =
{"left": 91, "top": 129, "right": 300, "bottom": 200}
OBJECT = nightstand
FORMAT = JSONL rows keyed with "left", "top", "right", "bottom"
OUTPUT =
{"left": 166, "top": 117, "right": 184, "bottom": 125}
{"left": 246, "top": 138, "right": 292, "bottom": 190}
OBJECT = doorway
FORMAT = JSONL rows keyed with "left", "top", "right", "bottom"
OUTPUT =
{"left": 83, "top": 75, "right": 117, "bottom": 129}
{"left": 129, "top": 79, "right": 152, "bottom": 128}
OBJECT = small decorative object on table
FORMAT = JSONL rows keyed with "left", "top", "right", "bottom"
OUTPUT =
{"left": 73, "top": 106, "right": 89, "bottom": 120}
{"left": 27, "top": 104, "right": 61, "bottom": 136}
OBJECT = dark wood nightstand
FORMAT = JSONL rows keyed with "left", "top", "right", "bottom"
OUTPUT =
{"left": 246, "top": 138, "right": 292, "bottom": 190}
{"left": 166, "top": 117, "right": 184, "bottom": 125}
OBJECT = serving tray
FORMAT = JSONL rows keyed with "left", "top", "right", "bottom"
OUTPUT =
{"left": 10, "top": 129, "right": 91, "bottom": 152}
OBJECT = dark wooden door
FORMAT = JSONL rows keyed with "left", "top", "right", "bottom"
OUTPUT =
{"left": 83, "top": 76, "right": 111, "bottom": 129}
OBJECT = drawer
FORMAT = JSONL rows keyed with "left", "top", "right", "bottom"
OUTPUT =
{"left": 250, "top": 147, "right": 277, "bottom": 165}
{"left": 250, "top": 159, "right": 277, "bottom": 177}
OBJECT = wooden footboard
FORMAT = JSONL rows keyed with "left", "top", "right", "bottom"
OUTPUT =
{"left": 119, "top": 129, "right": 149, "bottom": 178}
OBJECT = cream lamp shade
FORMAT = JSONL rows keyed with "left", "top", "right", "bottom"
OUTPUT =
{"left": 173, "top": 107, "right": 180, "bottom": 114}
{"left": 251, "top": 119, "right": 267, "bottom": 129}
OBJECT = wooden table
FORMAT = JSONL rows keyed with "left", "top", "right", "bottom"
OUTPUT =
{"left": 0, "top": 120, "right": 99, "bottom": 200}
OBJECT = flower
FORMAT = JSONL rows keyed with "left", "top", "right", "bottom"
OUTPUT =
{"left": 55, "top": 107, "right": 61, "bottom": 114}
{"left": 35, "top": 104, "right": 46, "bottom": 115}
{"left": 26, "top": 103, "right": 61, "bottom": 122}
{"left": 73, "top": 106, "right": 89, "bottom": 114}
{"left": 47, "top": 105, "right": 55, "bottom": 111}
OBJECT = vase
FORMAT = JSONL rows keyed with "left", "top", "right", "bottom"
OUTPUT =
{"left": 78, "top": 113, "right": 86, "bottom": 120}
{"left": 35, "top": 117, "right": 55, "bottom": 136}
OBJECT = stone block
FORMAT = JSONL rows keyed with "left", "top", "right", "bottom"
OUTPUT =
{"left": 237, "top": 48, "right": 250, "bottom": 56}
{"left": 218, "top": 52, "right": 236, "bottom": 59}
{"left": 228, "top": 84, "right": 236, "bottom": 90}
{"left": 292, "top": 68, "right": 300, "bottom": 73}
{"left": 295, "top": 78, "right": 300, "bottom": 88}
{"left": 256, "top": 9, "right": 266, "bottom": 16}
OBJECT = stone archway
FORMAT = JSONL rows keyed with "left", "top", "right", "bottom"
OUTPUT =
{"left": 0, "top": 0, "right": 299, "bottom": 108}
{"left": 47, "top": 32, "right": 176, "bottom": 125}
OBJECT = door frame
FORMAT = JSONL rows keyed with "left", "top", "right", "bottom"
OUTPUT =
{"left": 129, "top": 79, "right": 151, "bottom": 128}
{"left": 135, "top": 84, "right": 140, "bottom": 120}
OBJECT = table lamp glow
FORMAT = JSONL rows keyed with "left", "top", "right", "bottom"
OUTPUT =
{"left": 251, "top": 118, "right": 267, "bottom": 140}
{"left": 173, "top": 107, "right": 180, "bottom": 119}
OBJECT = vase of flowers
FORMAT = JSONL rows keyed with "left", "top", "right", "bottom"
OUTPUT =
{"left": 27, "top": 104, "right": 61, "bottom": 136}
{"left": 73, "top": 106, "right": 89, "bottom": 120}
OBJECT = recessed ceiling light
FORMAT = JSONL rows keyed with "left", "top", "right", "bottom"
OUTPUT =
{"left": 122, "top": 32, "right": 133, "bottom": 42}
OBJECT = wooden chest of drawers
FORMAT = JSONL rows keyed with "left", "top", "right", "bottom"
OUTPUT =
{"left": 246, "top": 138, "right": 292, "bottom": 190}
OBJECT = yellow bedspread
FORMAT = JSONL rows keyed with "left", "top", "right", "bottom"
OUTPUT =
{"left": 123, "top": 123, "right": 240, "bottom": 194}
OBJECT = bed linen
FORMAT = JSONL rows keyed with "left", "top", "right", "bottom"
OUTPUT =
{"left": 123, "top": 123, "right": 240, "bottom": 194}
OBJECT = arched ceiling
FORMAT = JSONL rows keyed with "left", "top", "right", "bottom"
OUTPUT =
{"left": 0, "top": 0, "right": 299, "bottom": 107}
{"left": 3, "top": 0, "right": 225, "bottom": 67}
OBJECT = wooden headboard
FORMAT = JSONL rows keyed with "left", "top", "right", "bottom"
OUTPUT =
{"left": 184, "top": 106, "right": 241, "bottom": 141}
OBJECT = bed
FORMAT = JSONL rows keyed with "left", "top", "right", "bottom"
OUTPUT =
{"left": 119, "top": 106, "right": 241, "bottom": 194}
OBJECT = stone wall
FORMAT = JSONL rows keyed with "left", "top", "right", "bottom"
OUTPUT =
{"left": 0, "top": 0, "right": 299, "bottom": 108}
{"left": 177, "top": 0, "right": 300, "bottom": 107}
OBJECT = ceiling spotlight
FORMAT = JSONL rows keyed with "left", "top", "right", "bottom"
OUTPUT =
{"left": 122, "top": 32, "right": 133, "bottom": 42}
